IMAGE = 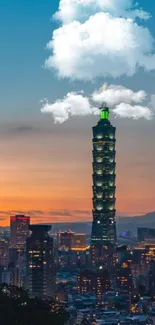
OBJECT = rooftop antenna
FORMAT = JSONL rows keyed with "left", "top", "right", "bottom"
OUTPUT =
{"left": 99, "top": 102, "right": 109, "bottom": 120}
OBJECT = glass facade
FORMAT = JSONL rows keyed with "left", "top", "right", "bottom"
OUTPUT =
{"left": 91, "top": 105, "right": 117, "bottom": 265}
{"left": 10, "top": 215, "right": 30, "bottom": 251}
{"left": 26, "top": 225, "right": 56, "bottom": 298}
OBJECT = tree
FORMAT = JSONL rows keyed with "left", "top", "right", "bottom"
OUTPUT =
{"left": 0, "top": 284, "right": 69, "bottom": 325}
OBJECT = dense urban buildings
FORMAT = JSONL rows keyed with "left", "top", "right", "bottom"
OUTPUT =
{"left": 116, "top": 262, "right": 133, "bottom": 294}
{"left": 0, "top": 238, "right": 9, "bottom": 267}
{"left": 71, "top": 233, "right": 87, "bottom": 251}
{"left": 57, "top": 231, "right": 87, "bottom": 251}
{"left": 148, "top": 259, "right": 155, "bottom": 296}
{"left": 77, "top": 267, "right": 110, "bottom": 299}
{"left": 57, "top": 230, "right": 74, "bottom": 250}
{"left": 91, "top": 104, "right": 117, "bottom": 266}
{"left": 0, "top": 105, "right": 154, "bottom": 324}
{"left": 26, "top": 225, "right": 56, "bottom": 298}
{"left": 137, "top": 227, "right": 155, "bottom": 243}
{"left": 10, "top": 215, "right": 30, "bottom": 250}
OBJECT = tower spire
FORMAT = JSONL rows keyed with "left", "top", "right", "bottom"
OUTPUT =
{"left": 99, "top": 102, "right": 109, "bottom": 120}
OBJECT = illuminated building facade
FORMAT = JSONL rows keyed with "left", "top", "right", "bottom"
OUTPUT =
{"left": 116, "top": 262, "right": 133, "bottom": 294}
{"left": 71, "top": 233, "right": 86, "bottom": 251}
{"left": 10, "top": 215, "right": 30, "bottom": 250}
{"left": 77, "top": 267, "right": 110, "bottom": 299}
{"left": 91, "top": 104, "right": 117, "bottom": 266}
{"left": 57, "top": 231, "right": 74, "bottom": 250}
{"left": 0, "top": 239, "right": 9, "bottom": 267}
{"left": 26, "top": 225, "right": 56, "bottom": 298}
{"left": 137, "top": 227, "right": 155, "bottom": 243}
{"left": 57, "top": 231, "right": 87, "bottom": 251}
{"left": 148, "top": 259, "right": 155, "bottom": 295}
{"left": 57, "top": 248, "right": 90, "bottom": 270}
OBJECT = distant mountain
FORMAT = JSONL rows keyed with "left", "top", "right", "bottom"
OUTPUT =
{"left": 1, "top": 211, "right": 155, "bottom": 236}
{"left": 51, "top": 222, "right": 92, "bottom": 235}
{"left": 50, "top": 211, "right": 155, "bottom": 236}
{"left": 116, "top": 211, "right": 155, "bottom": 235}
{"left": 117, "top": 211, "right": 155, "bottom": 225}
{"left": 48, "top": 211, "right": 155, "bottom": 236}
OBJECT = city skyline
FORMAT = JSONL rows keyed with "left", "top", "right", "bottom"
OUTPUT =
{"left": 1, "top": 0, "right": 155, "bottom": 226}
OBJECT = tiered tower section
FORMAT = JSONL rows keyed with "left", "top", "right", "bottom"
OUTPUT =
{"left": 91, "top": 104, "right": 117, "bottom": 265}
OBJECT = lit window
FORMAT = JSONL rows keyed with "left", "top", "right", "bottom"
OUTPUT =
{"left": 96, "top": 134, "right": 103, "bottom": 139}
{"left": 97, "top": 206, "right": 103, "bottom": 211}
{"left": 96, "top": 157, "right": 103, "bottom": 163}
{"left": 96, "top": 194, "right": 102, "bottom": 199}
{"left": 97, "top": 148, "right": 103, "bottom": 153}
{"left": 96, "top": 170, "right": 102, "bottom": 175}
{"left": 96, "top": 182, "right": 102, "bottom": 187}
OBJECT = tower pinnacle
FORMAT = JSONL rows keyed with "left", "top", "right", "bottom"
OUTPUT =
{"left": 99, "top": 102, "right": 109, "bottom": 120}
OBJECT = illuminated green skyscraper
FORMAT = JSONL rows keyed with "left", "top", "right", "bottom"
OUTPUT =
{"left": 91, "top": 104, "right": 117, "bottom": 266}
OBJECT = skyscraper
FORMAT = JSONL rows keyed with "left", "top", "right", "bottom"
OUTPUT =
{"left": 10, "top": 215, "right": 30, "bottom": 251}
{"left": 91, "top": 104, "right": 117, "bottom": 266}
{"left": 26, "top": 225, "right": 56, "bottom": 298}
{"left": 148, "top": 259, "right": 155, "bottom": 295}
{"left": 77, "top": 266, "right": 110, "bottom": 299}
{"left": 0, "top": 239, "right": 9, "bottom": 267}
{"left": 57, "top": 230, "right": 74, "bottom": 250}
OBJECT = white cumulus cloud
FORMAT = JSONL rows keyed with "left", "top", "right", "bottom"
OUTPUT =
{"left": 92, "top": 84, "right": 147, "bottom": 106}
{"left": 53, "top": 0, "right": 150, "bottom": 24}
{"left": 45, "top": 0, "right": 155, "bottom": 80}
{"left": 41, "top": 92, "right": 98, "bottom": 123}
{"left": 41, "top": 84, "right": 153, "bottom": 123}
{"left": 113, "top": 103, "right": 153, "bottom": 120}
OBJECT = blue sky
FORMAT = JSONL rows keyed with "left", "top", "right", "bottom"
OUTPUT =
{"left": 1, "top": 0, "right": 155, "bottom": 120}
{"left": 0, "top": 0, "right": 155, "bottom": 224}
{"left": 0, "top": 1, "right": 58, "bottom": 118}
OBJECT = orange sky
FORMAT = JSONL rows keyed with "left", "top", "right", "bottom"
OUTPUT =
{"left": 0, "top": 116, "right": 155, "bottom": 226}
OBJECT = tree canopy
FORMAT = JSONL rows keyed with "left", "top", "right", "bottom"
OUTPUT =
{"left": 0, "top": 284, "right": 69, "bottom": 325}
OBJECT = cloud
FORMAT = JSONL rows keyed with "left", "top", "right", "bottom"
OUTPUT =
{"left": 73, "top": 210, "right": 90, "bottom": 215}
{"left": 53, "top": 0, "right": 150, "bottom": 24}
{"left": 92, "top": 84, "right": 147, "bottom": 106}
{"left": 49, "top": 210, "right": 72, "bottom": 217}
{"left": 0, "top": 209, "right": 92, "bottom": 225}
{"left": 0, "top": 210, "right": 44, "bottom": 219}
{"left": 48, "top": 209, "right": 91, "bottom": 217}
{"left": 149, "top": 94, "right": 155, "bottom": 110}
{"left": 41, "top": 92, "right": 98, "bottom": 123}
{"left": 44, "top": 0, "right": 155, "bottom": 80}
{"left": 113, "top": 103, "right": 153, "bottom": 120}
{"left": 10, "top": 126, "right": 37, "bottom": 135}
{"left": 41, "top": 83, "right": 153, "bottom": 122}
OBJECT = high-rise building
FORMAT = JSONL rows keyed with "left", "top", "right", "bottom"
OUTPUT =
{"left": 10, "top": 215, "right": 30, "bottom": 250}
{"left": 77, "top": 267, "right": 110, "bottom": 299}
{"left": 57, "top": 248, "right": 90, "bottom": 270}
{"left": 116, "top": 262, "right": 134, "bottom": 305}
{"left": 148, "top": 259, "right": 155, "bottom": 295}
{"left": 71, "top": 233, "right": 87, "bottom": 251}
{"left": 26, "top": 225, "right": 56, "bottom": 298}
{"left": 57, "top": 231, "right": 87, "bottom": 251}
{"left": 137, "top": 227, "right": 155, "bottom": 243}
{"left": 91, "top": 104, "right": 117, "bottom": 266}
{"left": 0, "top": 239, "right": 9, "bottom": 267}
{"left": 57, "top": 230, "right": 74, "bottom": 250}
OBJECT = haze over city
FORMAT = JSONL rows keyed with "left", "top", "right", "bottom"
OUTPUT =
{"left": 1, "top": 0, "right": 155, "bottom": 226}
